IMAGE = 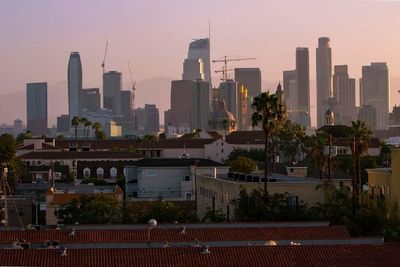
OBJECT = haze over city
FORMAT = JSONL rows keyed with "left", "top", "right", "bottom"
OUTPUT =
{"left": 1, "top": 0, "right": 400, "bottom": 126}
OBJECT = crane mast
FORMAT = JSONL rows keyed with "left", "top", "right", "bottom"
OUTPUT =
{"left": 101, "top": 41, "right": 108, "bottom": 74}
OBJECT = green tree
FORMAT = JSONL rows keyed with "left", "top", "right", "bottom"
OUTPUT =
{"left": 226, "top": 156, "right": 256, "bottom": 174}
{"left": 57, "top": 195, "right": 123, "bottom": 224}
{"left": 251, "top": 91, "right": 285, "bottom": 198}
{"left": 276, "top": 120, "right": 306, "bottom": 163}
{"left": 228, "top": 148, "right": 265, "bottom": 162}
{"left": 304, "top": 131, "right": 328, "bottom": 179}
{"left": 92, "top": 122, "right": 106, "bottom": 140}
{"left": 0, "top": 134, "right": 16, "bottom": 164}
{"left": 351, "top": 119, "right": 372, "bottom": 154}
{"left": 16, "top": 130, "right": 32, "bottom": 144}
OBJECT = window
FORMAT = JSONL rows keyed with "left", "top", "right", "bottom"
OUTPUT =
{"left": 96, "top": 167, "right": 104, "bottom": 178}
{"left": 110, "top": 167, "right": 118, "bottom": 178}
{"left": 288, "top": 196, "right": 299, "bottom": 207}
{"left": 147, "top": 170, "right": 157, "bottom": 176}
{"left": 184, "top": 175, "right": 191, "bottom": 181}
{"left": 221, "top": 149, "right": 224, "bottom": 153}
{"left": 83, "top": 168, "right": 91, "bottom": 178}
{"left": 186, "top": 193, "right": 192, "bottom": 200}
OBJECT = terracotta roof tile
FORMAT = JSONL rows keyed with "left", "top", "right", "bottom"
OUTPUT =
{"left": 0, "top": 226, "right": 350, "bottom": 244}
{"left": 1, "top": 244, "right": 399, "bottom": 267}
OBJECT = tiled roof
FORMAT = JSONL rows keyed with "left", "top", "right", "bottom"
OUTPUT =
{"left": 55, "top": 138, "right": 216, "bottom": 150}
{"left": 19, "top": 151, "right": 142, "bottom": 160}
{"left": 1, "top": 244, "right": 399, "bottom": 267}
{"left": 132, "top": 158, "right": 226, "bottom": 167}
{"left": 0, "top": 226, "right": 350, "bottom": 244}
{"left": 225, "top": 131, "right": 265, "bottom": 144}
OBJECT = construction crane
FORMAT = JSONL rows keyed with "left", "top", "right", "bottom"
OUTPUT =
{"left": 128, "top": 61, "right": 136, "bottom": 110}
{"left": 215, "top": 67, "right": 235, "bottom": 81}
{"left": 101, "top": 41, "right": 108, "bottom": 74}
{"left": 212, "top": 56, "right": 256, "bottom": 81}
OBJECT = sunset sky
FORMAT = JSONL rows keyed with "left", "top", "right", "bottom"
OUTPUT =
{"left": 1, "top": 0, "right": 399, "bottom": 126}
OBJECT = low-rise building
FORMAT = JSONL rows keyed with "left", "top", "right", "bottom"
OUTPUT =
{"left": 125, "top": 158, "right": 229, "bottom": 201}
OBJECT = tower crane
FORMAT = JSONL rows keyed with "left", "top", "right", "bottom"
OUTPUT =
{"left": 214, "top": 67, "right": 235, "bottom": 81}
{"left": 212, "top": 56, "right": 256, "bottom": 81}
{"left": 101, "top": 41, "right": 108, "bottom": 74}
{"left": 128, "top": 61, "right": 136, "bottom": 110}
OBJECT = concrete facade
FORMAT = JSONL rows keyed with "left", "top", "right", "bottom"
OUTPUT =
{"left": 68, "top": 52, "right": 82, "bottom": 119}
{"left": 26, "top": 82, "right": 48, "bottom": 135}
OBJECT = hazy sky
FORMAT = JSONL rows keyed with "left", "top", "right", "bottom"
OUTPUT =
{"left": 1, "top": 0, "right": 400, "bottom": 125}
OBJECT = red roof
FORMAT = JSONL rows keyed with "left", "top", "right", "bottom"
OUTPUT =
{"left": 1, "top": 244, "right": 399, "bottom": 267}
{"left": 0, "top": 226, "right": 350, "bottom": 244}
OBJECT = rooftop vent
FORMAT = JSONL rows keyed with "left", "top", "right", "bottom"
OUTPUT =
{"left": 201, "top": 245, "right": 210, "bottom": 254}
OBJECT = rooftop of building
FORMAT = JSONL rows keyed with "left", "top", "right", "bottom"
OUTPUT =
{"left": 1, "top": 244, "right": 399, "bottom": 267}
{"left": 210, "top": 172, "right": 322, "bottom": 184}
{"left": 19, "top": 151, "right": 142, "bottom": 160}
{"left": 129, "top": 158, "right": 226, "bottom": 168}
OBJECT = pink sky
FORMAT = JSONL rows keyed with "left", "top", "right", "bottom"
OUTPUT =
{"left": 0, "top": 0, "right": 399, "bottom": 126}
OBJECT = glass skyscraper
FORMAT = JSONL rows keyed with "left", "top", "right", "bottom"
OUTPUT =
{"left": 68, "top": 52, "right": 82, "bottom": 119}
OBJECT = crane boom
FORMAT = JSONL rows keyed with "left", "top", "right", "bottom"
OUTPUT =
{"left": 212, "top": 56, "right": 257, "bottom": 80}
{"left": 101, "top": 41, "right": 108, "bottom": 74}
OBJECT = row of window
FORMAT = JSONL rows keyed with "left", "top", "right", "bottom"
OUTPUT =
{"left": 83, "top": 167, "right": 119, "bottom": 179}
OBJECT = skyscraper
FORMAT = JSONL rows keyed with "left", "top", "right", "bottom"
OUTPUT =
{"left": 182, "top": 58, "right": 205, "bottom": 80}
{"left": 26, "top": 82, "right": 47, "bottom": 135}
{"left": 333, "top": 65, "right": 356, "bottom": 125}
{"left": 316, "top": 37, "right": 333, "bottom": 128}
{"left": 360, "top": 62, "right": 390, "bottom": 130}
{"left": 68, "top": 52, "right": 82, "bottom": 119}
{"left": 190, "top": 80, "right": 210, "bottom": 130}
{"left": 283, "top": 70, "right": 298, "bottom": 122}
{"left": 120, "top": 90, "right": 134, "bottom": 121}
{"left": 234, "top": 68, "right": 262, "bottom": 98}
{"left": 168, "top": 80, "right": 192, "bottom": 128}
{"left": 81, "top": 88, "right": 101, "bottom": 112}
{"left": 219, "top": 79, "right": 238, "bottom": 121}
{"left": 296, "top": 47, "right": 311, "bottom": 127}
{"left": 187, "top": 39, "right": 211, "bottom": 86}
{"left": 103, "top": 71, "right": 122, "bottom": 115}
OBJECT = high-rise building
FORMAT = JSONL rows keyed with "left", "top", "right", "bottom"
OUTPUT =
{"left": 190, "top": 80, "right": 210, "bottom": 130}
{"left": 333, "top": 65, "right": 356, "bottom": 125}
{"left": 13, "top": 119, "right": 23, "bottom": 137}
{"left": 316, "top": 37, "right": 333, "bottom": 128}
{"left": 296, "top": 47, "right": 311, "bottom": 127}
{"left": 360, "top": 62, "right": 390, "bottom": 130}
{"left": 144, "top": 104, "right": 160, "bottom": 132}
{"left": 234, "top": 68, "right": 261, "bottom": 98}
{"left": 219, "top": 80, "right": 238, "bottom": 121}
{"left": 167, "top": 80, "right": 192, "bottom": 128}
{"left": 68, "top": 52, "right": 82, "bottom": 119}
{"left": 81, "top": 88, "right": 101, "bottom": 112}
{"left": 26, "top": 82, "right": 48, "bottom": 135}
{"left": 57, "top": 114, "right": 70, "bottom": 133}
{"left": 103, "top": 71, "right": 122, "bottom": 115}
{"left": 134, "top": 104, "right": 160, "bottom": 133}
{"left": 182, "top": 58, "right": 205, "bottom": 81}
{"left": 120, "top": 90, "right": 134, "bottom": 121}
{"left": 359, "top": 105, "right": 377, "bottom": 131}
{"left": 283, "top": 70, "right": 298, "bottom": 122}
{"left": 187, "top": 39, "right": 211, "bottom": 86}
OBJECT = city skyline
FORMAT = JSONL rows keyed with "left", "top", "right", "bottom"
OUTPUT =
{"left": 1, "top": 0, "right": 400, "bottom": 126}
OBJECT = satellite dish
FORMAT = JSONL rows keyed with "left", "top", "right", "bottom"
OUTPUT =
{"left": 148, "top": 219, "right": 157, "bottom": 228}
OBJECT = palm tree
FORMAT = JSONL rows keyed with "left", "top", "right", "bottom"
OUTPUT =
{"left": 71, "top": 116, "right": 81, "bottom": 142}
{"left": 143, "top": 134, "right": 157, "bottom": 158}
{"left": 84, "top": 119, "right": 92, "bottom": 139}
{"left": 91, "top": 122, "right": 105, "bottom": 140}
{"left": 80, "top": 117, "right": 88, "bottom": 139}
{"left": 251, "top": 91, "right": 285, "bottom": 199}
{"left": 351, "top": 120, "right": 372, "bottom": 154}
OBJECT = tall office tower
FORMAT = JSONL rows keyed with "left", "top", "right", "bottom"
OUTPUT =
{"left": 234, "top": 68, "right": 262, "bottom": 98}
{"left": 237, "top": 85, "right": 249, "bottom": 130}
{"left": 144, "top": 104, "right": 160, "bottom": 132}
{"left": 316, "top": 37, "right": 333, "bottom": 128}
{"left": 296, "top": 47, "right": 311, "bottom": 127}
{"left": 68, "top": 52, "right": 82, "bottom": 119}
{"left": 359, "top": 105, "right": 377, "bottom": 131}
{"left": 360, "top": 62, "right": 390, "bottom": 130}
{"left": 120, "top": 90, "right": 134, "bottom": 121}
{"left": 81, "top": 88, "right": 101, "bottom": 112}
{"left": 190, "top": 80, "right": 210, "bottom": 130}
{"left": 283, "top": 70, "right": 298, "bottom": 122}
{"left": 187, "top": 39, "right": 211, "bottom": 86}
{"left": 103, "top": 71, "right": 122, "bottom": 115}
{"left": 26, "top": 82, "right": 48, "bottom": 135}
{"left": 182, "top": 58, "right": 205, "bottom": 80}
{"left": 333, "top": 65, "right": 356, "bottom": 125}
{"left": 168, "top": 80, "right": 192, "bottom": 128}
{"left": 219, "top": 79, "right": 238, "bottom": 121}
{"left": 57, "top": 114, "right": 70, "bottom": 133}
